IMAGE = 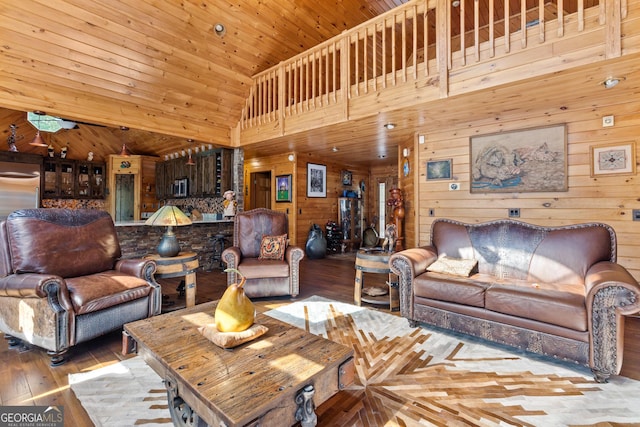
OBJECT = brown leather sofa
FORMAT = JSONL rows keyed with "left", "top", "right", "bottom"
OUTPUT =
{"left": 222, "top": 208, "right": 304, "bottom": 298}
{"left": 389, "top": 218, "right": 640, "bottom": 382}
{"left": 0, "top": 209, "right": 161, "bottom": 365}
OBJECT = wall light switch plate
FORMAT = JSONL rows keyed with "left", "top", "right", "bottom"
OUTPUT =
{"left": 602, "top": 115, "right": 614, "bottom": 127}
{"left": 449, "top": 182, "right": 460, "bottom": 191}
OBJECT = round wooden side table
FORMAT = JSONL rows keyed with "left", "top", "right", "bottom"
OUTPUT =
{"left": 145, "top": 251, "right": 199, "bottom": 308}
{"left": 354, "top": 249, "right": 399, "bottom": 311}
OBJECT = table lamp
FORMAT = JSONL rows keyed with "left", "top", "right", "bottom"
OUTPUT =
{"left": 145, "top": 205, "right": 192, "bottom": 257}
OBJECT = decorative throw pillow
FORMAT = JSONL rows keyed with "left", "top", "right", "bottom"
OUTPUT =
{"left": 427, "top": 256, "right": 478, "bottom": 277}
{"left": 258, "top": 234, "right": 288, "bottom": 261}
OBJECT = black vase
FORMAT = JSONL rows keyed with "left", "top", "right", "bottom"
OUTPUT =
{"left": 305, "top": 224, "right": 327, "bottom": 259}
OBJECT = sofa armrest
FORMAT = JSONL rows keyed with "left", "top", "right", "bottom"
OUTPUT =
{"left": 115, "top": 258, "right": 156, "bottom": 281}
{"left": 585, "top": 261, "right": 640, "bottom": 382}
{"left": 0, "top": 273, "right": 75, "bottom": 313}
{"left": 0, "top": 273, "right": 66, "bottom": 298}
{"left": 389, "top": 246, "right": 438, "bottom": 319}
{"left": 285, "top": 245, "right": 305, "bottom": 297}
{"left": 222, "top": 246, "right": 242, "bottom": 285}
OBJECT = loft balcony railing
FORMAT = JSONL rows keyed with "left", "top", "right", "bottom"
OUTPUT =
{"left": 238, "top": 0, "right": 628, "bottom": 136}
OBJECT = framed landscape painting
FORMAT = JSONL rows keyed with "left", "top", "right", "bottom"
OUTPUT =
{"left": 276, "top": 174, "right": 292, "bottom": 202}
{"left": 470, "top": 124, "right": 567, "bottom": 193}
{"left": 307, "top": 163, "right": 326, "bottom": 197}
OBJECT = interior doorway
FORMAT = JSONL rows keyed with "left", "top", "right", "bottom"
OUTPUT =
{"left": 250, "top": 171, "right": 271, "bottom": 209}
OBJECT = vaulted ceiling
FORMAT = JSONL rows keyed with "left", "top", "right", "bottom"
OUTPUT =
{"left": 0, "top": 0, "right": 631, "bottom": 166}
{"left": 0, "top": 0, "right": 408, "bottom": 163}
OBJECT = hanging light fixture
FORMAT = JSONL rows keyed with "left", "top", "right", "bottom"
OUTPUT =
{"left": 29, "top": 111, "right": 48, "bottom": 147}
{"left": 118, "top": 126, "right": 131, "bottom": 156}
{"left": 186, "top": 148, "right": 195, "bottom": 166}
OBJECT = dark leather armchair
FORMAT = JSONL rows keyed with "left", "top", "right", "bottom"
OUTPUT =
{"left": 222, "top": 208, "right": 304, "bottom": 298}
{"left": 0, "top": 209, "right": 161, "bottom": 365}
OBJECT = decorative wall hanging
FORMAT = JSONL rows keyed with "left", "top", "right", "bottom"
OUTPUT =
{"left": 470, "top": 124, "right": 567, "bottom": 193}
{"left": 341, "top": 170, "right": 352, "bottom": 186}
{"left": 590, "top": 141, "right": 636, "bottom": 177}
{"left": 426, "top": 159, "right": 452, "bottom": 180}
{"left": 276, "top": 174, "right": 292, "bottom": 202}
{"left": 307, "top": 163, "right": 326, "bottom": 197}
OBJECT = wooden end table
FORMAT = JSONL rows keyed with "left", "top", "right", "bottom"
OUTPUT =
{"left": 354, "top": 249, "right": 399, "bottom": 311}
{"left": 145, "top": 251, "right": 198, "bottom": 307}
{"left": 123, "top": 301, "right": 354, "bottom": 427}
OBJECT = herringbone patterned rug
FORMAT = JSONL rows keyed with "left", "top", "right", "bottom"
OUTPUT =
{"left": 70, "top": 297, "right": 640, "bottom": 426}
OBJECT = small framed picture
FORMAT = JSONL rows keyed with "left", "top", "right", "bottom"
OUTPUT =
{"left": 307, "top": 163, "right": 326, "bottom": 197}
{"left": 590, "top": 142, "right": 636, "bottom": 177}
{"left": 341, "top": 170, "right": 352, "bottom": 186}
{"left": 426, "top": 159, "right": 452, "bottom": 180}
{"left": 276, "top": 174, "right": 292, "bottom": 202}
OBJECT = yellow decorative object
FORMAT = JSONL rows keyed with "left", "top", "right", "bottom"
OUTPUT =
{"left": 215, "top": 269, "right": 256, "bottom": 332}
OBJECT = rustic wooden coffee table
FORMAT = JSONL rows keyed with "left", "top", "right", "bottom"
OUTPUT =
{"left": 123, "top": 301, "right": 354, "bottom": 427}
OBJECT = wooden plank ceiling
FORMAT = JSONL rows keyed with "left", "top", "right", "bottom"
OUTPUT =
{"left": 0, "top": 0, "right": 622, "bottom": 166}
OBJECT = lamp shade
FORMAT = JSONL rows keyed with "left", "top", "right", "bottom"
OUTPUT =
{"left": 145, "top": 205, "right": 192, "bottom": 227}
{"left": 145, "top": 206, "right": 192, "bottom": 257}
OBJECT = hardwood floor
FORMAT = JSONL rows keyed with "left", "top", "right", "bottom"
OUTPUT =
{"left": 2, "top": 254, "right": 638, "bottom": 426}
{"left": 0, "top": 255, "right": 390, "bottom": 426}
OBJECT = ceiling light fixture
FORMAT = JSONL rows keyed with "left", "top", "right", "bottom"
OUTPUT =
{"left": 332, "top": 147, "right": 339, "bottom": 152}
{"left": 288, "top": 154, "right": 295, "bottom": 161}
{"left": 119, "top": 126, "right": 131, "bottom": 156}
{"left": 29, "top": 111, "right": 48, "bottom": 147}
{"left": 186, "top": 149, "right": 195, "bottom": 166}
{"left": 214, "top": 23, "right": 226, "bottom": 37}
{"left": 384, "top": 123, "right": 396, "bottom": 130}
{"left": 602, "top": 77, "right": 624, "bottom": 89}
{"left": 452, "top": 0, "right": 460, "bottom": 7}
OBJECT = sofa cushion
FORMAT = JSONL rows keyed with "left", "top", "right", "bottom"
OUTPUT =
{"left": 258, "top": 234, "right": 287, "bottom": 261}
{"left": 485, "top": 281, "right": 587, "bottom": 331}
{"left": 527, "top": 226, "right": 614, "bottom": 285}
{"left": 6, "top": 209, "right": 120, "bottom": 278}
{"left": 238, "top": 257, "right": 290, "bottom": 279}
{"left": 427, "top": 256, "right": 478, "bottom": 277}
{"left": 414, "top": 273, "right": 492, "bottom": 308}
{"left": 65, "top": 271, "right": 152, "bottom": 315}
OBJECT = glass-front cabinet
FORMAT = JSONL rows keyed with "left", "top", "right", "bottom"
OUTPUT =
{"left": 43, "top": 158, "right": 105, "bottom": 199}
{"left": 338, "top": 197, "right": 363, "bottom": 251}
{"left": 43, "top": 158, "right": 75, "bottom": 198}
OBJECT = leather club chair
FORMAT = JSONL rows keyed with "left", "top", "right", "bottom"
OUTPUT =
{"left": 0, "top": 209, "right": 161, "bottom": 365}
{"left": 222, "top": 208, "right": 304, "bottom": 298}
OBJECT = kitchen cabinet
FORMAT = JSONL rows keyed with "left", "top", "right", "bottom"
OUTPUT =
{"left": 107, "top": 155, "right": 159, "bottom": 221}
{"left": 337, "top": 197, "right": 363, "bottom": 251}
{"left": 76, "top": 161, "right": 105, "bottom": 198}
{"left": 42, "top": 158, "right": 105, "bottom": 199}
{"left": 155, "top": 149, "right": 233, "bottom": 199}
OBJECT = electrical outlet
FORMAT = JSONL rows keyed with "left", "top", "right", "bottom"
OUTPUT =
{"left": 633, "top": 209, "right": 640, "bottom": 221}
{"left": 508, "top": 208, "right": 520, "bottom": 218}
{"left": 449, "top": 182, "right": 460, "bottom": 191}
{"left": 602, "top": 115, "right": 614, "bottom": 127}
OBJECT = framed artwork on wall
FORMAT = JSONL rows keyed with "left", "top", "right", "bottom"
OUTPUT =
{"left": 341, "top": 170, "right": 353, "bottom": 186}
{"left": 426, "top": 159, "right": 452, "bottom": 180}
{"left": 276, "top": 174, "right": 292, "bottom": 202}
{"left": 470, "top": 124, "right": 567, "bottom": 193}
{"left": 307, "top": 163, "right": 326, "bottom": 197}
{"left": 590, "top": 142, "right": 636, "bottom": 177}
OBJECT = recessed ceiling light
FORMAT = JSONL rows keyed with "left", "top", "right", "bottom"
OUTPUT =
{"left": 452, "top": 0, "right": 460, "bottom": 7}
{"left": 332, "top": 147, "right": 339, "bottom": 152}
{"left": 602, "top": 77, "right": 624, "bottom": 89}
{"left": 214, "top": 23, "right": 226, "bottom": 37}
{"left": 384, "top": 123, "right": 396, "bottom": 130}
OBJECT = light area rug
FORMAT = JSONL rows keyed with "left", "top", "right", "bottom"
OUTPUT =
{"left": 70, "top": 296, "right": 640, "bottom": 427}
